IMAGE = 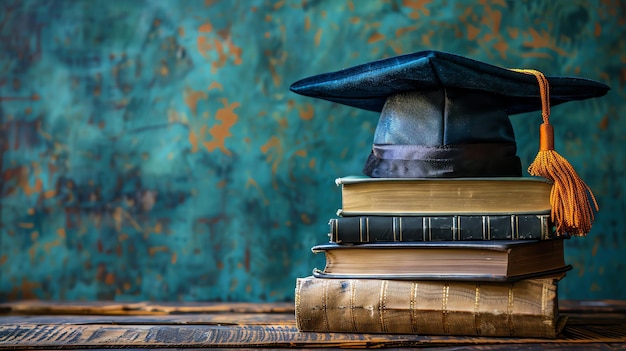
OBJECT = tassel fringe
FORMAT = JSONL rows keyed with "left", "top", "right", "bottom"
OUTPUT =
{"left": 528, "top": 149, "right": 598, "bottom": 236}
{"left": 511, "top": 68, "right": 598, "bottom": 236}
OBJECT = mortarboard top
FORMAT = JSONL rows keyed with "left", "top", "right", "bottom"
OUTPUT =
{"left": 289, "top": 50, "right": 608, "bottom": 115}
{"left": 289, "top": 50, "right": 609, "bottom": 179}
{"left": 289, "top": 50, "right": 610, "bottom": 236}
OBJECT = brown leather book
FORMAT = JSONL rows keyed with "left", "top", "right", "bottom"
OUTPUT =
{"left": 295, "top": 275, "right": 566, "bottom": 337}
{"left": 311, "top": 239, "right": 569, "bottom": 281}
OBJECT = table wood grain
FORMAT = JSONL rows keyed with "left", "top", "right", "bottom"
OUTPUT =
{"left": 0, "top": 300, "right": 625, "bottom": 349}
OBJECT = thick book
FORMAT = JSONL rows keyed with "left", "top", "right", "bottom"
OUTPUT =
{"left": 295, "top": 275, "right": 566, "bottom": 337}
{"left": 335, "top": 176, "right": 552, "bottom": 216}
{"left": 312, "top": 239, "right": 569, "bottom": 281}
{"left": 328, "top": 214, "right": 555, "bottom": 243}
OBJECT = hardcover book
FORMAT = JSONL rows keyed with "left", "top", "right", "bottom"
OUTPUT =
{"left": 329, "top": 214, "right": 555, "bottom": 243}
{"left": 312, "top": 239, "right": 569, "bottom": 281}
{"left": 335, "top": 176, "right": 553, "bottom": 216}
{"left": 295, "top": 275, "right": 566, "bottom": 337}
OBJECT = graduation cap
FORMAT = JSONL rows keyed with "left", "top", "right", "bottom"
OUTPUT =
{"left": 289, "top": 50, "right": 610, "bottom": 236}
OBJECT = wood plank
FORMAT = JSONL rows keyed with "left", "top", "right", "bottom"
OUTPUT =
{"left": 0, "top": 324, "right": 412, "bottom": 349}
{"left": 2, "top": 300, "right": 624, "bottom": 316}
{"left": 0, "top": 301, "right": 294, "bottom": 315}
{"left": 1, "top": 301, "right": 625, "bottom": 349}
{"left": 560, "top": 300, "right": 626, "bottom": 313}
{"left": 0, "top": 318, "right": 624, "bottom": 349}
{"left": 0, "top": 313, "right": 297, "bottom": 325}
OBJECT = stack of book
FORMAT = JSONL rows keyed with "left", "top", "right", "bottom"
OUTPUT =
{"left": 289, "top": 50, "right": 607, "bottom": 338}
{"left": 295, "top": 176, "right": 571, "bottom": 337}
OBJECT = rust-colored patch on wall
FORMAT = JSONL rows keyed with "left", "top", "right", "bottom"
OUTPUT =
{"left": 184, "top": 87, "right": 208, "bottom": 116}
{"left": 300, "top": 213, "right": 311, "bottom": 224}
{"left": 481, "top": 3, "right": 502, "bottom": 33}
{"left": 3, "top": 166, "right": 42, "bottom": 196}
{"left": 523, "top": 28, "right": 570, "bottom": 56}
{"left": 208, "top": 81, "right": 223, "bottom": 91}
{"left": 7, "top": 279, "right": 40, "bottom": 300}
{"left": 148, "top": 246, "right": 169, "bottom": 256}
{"left": 210, "top": 30, "right": 243, "bottom": 72}
{"left": 105, "top": 273, "right": 115, "bottom": 285}
{"left": 246, "top": 177, "right": 269, "bottom": 205}
{"left": 43, "top": 238, "right": 62, "bottom": 253}
{"left": 314, "top": 28, "right": 322, "bottom": 46}
{"left": 203, "top": 99, "right": 240, "bottom": 156}
{"left": 188, "top": 129, "right": 199, "bottom": 153}
{"left": 368, "top": 32, "right": 385, "bottom": 44}
{"left": 402, "top": 0, "right": 432, "bottom": 19}
{"left": 598, "top": 116, "right": 609, "bottom": 130}
{"left": 396, "top": 25, "right": 417, "bottom": 38}
{"left": 199, "top": 23, "right": 213, "bottom": 33}
{"left": 260, "top": 136, "right": 282, "bottom": 176}
{"left": 298, "top": 103, "right": 314, "bottom": 120}
{"left": 266, "top": 50, "right": 287, "bottom": 87}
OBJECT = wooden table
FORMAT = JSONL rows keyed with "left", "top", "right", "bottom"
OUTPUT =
{"left": 0, "top": 300, "right": 625, "bottom": 349}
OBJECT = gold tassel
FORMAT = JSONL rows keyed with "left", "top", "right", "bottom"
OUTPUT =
{"left": 511, "top": 69, "right": 598, "bottom": 236}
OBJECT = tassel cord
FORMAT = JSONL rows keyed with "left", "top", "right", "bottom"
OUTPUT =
{"left": 511, "top": 68, "right": 598, "bottom": 236}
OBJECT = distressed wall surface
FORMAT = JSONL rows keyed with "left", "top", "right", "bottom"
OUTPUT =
{"left": 1, "top": 0, "right": 624, "bottom": 302}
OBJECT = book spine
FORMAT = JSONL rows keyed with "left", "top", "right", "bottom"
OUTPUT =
{"left": 329, "top": 214, "right": 553, "bottom": 243}
{"left": 295, "top": 276, "right": 564, "bottom": 337}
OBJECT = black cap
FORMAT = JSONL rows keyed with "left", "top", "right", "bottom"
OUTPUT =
{"left": 289, "top": 50, "right": 610, "bottom": 178}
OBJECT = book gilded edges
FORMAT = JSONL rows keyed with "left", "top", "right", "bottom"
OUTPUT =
{"left": 295, "top": 275, "right": 566, "bottom": 337}
{"left": 335, "top": 176, "right": 553, "bottom": 216}
{"left": 312, "top": 239, "right": 568, "bottom": 281}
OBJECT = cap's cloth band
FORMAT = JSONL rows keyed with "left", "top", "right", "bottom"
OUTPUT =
{"left": 364, "top": 143, "right": 522, "bottom": 178}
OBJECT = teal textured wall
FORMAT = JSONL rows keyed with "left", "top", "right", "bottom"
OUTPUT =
{"left": 1, "top": 0, "right": 624, "bottom": 301}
